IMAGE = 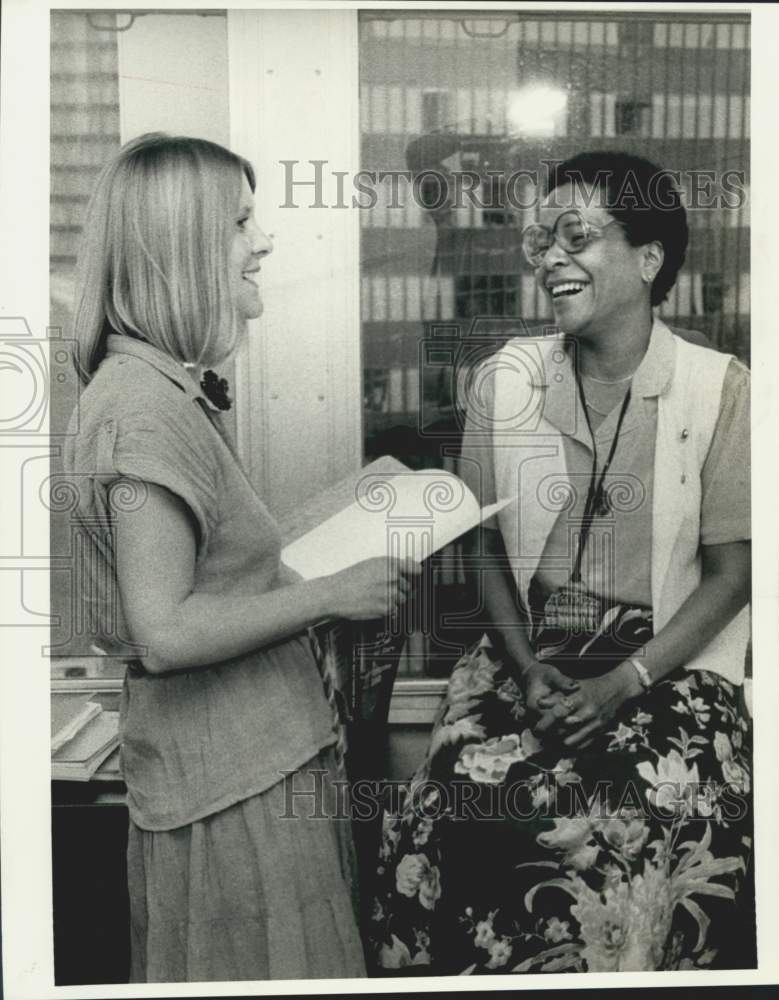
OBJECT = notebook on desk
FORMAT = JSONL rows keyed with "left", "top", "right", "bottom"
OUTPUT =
{"left": 51, "top": 692, "right": 102, "bottom": 753}
{"left": 51, "top": 708, "right": 120, "bottom": 782}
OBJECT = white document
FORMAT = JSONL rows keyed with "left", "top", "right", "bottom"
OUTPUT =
{"left": 281, "top": 468, "right": 512, "bottom": 581}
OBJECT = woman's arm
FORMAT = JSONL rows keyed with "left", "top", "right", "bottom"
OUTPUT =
{"left": 115, "top": 481, "right": 420, "bottom": 674}
{"left": 633, "top": 540, "right": 750, "bottom": 684}
{"left": 470, "top": 526, "right": 580, "bottom": 710}
{"left": 458, "top": 364, "right": 578, "bottom": 711}
{"left": 540, "top": 360, "right": 752, "bottom": 744}
{"left": 541, "top": 540, "right": 751, "bottom": 746}
{"left": 473, "top": 526, "right": 533, "bottom": 669}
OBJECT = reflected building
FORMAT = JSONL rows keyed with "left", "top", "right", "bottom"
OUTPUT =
{"left": 359, "top": 12, "right": 750, "bottom": 459}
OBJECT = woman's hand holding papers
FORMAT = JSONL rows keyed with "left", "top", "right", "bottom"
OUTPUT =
{"left": 326, "top": 557, "right": 422, "bottom": 621}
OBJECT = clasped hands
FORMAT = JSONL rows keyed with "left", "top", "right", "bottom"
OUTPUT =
{"left": 521, "top": 659, "right": 644, "bottom": 749}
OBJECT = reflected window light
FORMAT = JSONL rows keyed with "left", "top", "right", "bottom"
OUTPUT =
{"left": 507, "top": 85, "right": 567, "bottom": 136}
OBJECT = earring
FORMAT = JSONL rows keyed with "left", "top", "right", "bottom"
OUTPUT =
{"left": 642, "top": 273, "right": 653, "bottom": 284}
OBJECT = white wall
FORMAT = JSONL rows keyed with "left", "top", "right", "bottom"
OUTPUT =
{"left": 228, "top": 10, "right": 362, "bottom": 517}
{"left": 117, "top": 13, "right": 230, "bottom": 146}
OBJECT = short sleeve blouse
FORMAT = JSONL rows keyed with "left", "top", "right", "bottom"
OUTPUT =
{"left": 63, "top": 336, "right": 336, "bottom": 830}
{"left": 459, "top": 334, "right": 750, "bottom": 608}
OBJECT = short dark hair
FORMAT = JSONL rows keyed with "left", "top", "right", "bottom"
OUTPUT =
{"left": 546, "top": 151, "right": 688, "bottom": 307}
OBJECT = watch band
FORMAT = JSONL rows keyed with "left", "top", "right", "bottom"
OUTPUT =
{"left": 628, "top": 656, "right": 652, "bottom": 691}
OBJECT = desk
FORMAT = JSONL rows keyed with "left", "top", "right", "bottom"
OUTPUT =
{"left": 50, "top": 678, "right": 128, "bottom": 983}
{"left": 52, "top": 783, "right": 130, "bottom": 984}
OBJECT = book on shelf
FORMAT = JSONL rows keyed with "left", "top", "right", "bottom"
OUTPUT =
{"left": 280, "top": 456, "right": 512, "bottom": 582}
{"left": 51, "top": 709, "right": 120, "bottom": 782}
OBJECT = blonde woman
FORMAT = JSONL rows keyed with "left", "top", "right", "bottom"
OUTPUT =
{"left": 65, "top": 133, "right": 418, "bottom": 982}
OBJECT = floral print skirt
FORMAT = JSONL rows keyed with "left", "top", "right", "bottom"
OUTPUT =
{"left": 370, "top": 623, "right": 753, "bottom": 975}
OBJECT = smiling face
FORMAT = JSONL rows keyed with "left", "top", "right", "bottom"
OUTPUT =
{"left": 535, "top": 182, "right": 651, "bottom": 341}
{"left": 230, "top": 173, "right": 273, "bottom": 321}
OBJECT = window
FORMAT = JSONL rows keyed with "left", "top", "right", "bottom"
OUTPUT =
{"left": 50, "top": 12, "right": 121, "bottom": 343}
{"left": 421, "top": 89, "right": 452, "bottom": 132}
{"left": 703, "top": 272, "right": 726, "bottom": 314}
{"left": 50, "top": 13, "right": 122, "bottom": 671}
{"left": 615, "top": 99, "right": 651, "bottom": 136}
{"left": 358, "top": 10, "right": 750, "bottom": 678}
{"left": 618, "top": 20, "right": 655, "bottom": 48}
{"left": 455, "top": 275, "right": 519, "bottom": 319}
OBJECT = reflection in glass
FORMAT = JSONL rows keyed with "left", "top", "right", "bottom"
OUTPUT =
{"left": 359, "top": 10, "right": 750, "bottom": 677}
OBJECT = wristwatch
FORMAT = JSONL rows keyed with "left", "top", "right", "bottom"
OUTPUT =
{"left": 627, "top": 656, "right": 652, "bottom": 691}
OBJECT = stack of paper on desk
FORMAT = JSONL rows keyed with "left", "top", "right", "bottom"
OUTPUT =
{"left": 51, "top": 695, "right": 120, "bottom": 782}
{"left": 51, "top": 692, "right": 102, "bottom": 753}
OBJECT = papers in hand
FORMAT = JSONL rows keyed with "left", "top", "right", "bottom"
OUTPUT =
{"left": 281, "top": 467, "right": 511, "bottom": 581}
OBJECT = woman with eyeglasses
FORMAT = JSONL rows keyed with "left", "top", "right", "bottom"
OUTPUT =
{"left": 371, "top": 151, "right": 752, "bottom": 974}
{"left": 64, "top": 133, "right": 421, "bottom": 982}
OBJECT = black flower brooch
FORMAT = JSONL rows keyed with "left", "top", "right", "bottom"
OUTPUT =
{"left": 200, "top": 369, "right": 232, "bottom": 411}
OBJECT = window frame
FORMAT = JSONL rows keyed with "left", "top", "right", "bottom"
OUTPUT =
{"left": 227, "top": 9, "right": 363, "bottom": 520}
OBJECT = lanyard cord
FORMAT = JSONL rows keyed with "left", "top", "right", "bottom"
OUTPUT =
{"left": 571, "top": 372, "right": 632, "bottom": 583}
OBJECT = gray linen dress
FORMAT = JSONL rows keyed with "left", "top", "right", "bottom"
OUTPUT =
{"left": 64, "top": 334, "right": 366, "bottom": 981}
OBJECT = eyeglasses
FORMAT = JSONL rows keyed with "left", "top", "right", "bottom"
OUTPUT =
{"left": 521, "top": 209, "right": 621, "bottom": 268}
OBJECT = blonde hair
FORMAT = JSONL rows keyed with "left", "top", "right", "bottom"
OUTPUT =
{"left": 73, "top": 132, "right": 256, "bottom": 381}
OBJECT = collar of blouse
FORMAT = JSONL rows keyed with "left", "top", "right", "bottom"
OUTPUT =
{"left": 525, "top": 317, "right": 677, "bottom": 440}
{"left": 104, "top": 334, "right": 229, "bottom": 412}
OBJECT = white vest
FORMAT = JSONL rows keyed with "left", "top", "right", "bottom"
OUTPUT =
{"left": 490, "top": 331, "right": 750, "bottom": 685}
